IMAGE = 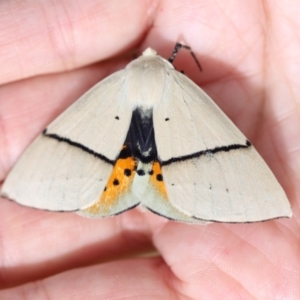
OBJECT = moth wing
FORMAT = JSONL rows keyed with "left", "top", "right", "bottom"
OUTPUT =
{"left": 47, "top": 70, "right": 132, "bottom": 162}
{"left": 153, "top": 72, "right": 247, "bottom": 162}
{"left": 1, "top": 71, "right": 134, "bottom": 212}
{"left": 79, "top": 154, "right": 140, "bottom": 217}
{"left": 154, "top": 72, "right": 292, "bottom": 222}
{"left": 139, "top": 162, "right": 205, "bottom": 223}
{"left": 162, "top": 147, "right": 291, "bottom": 222}
{"left": 143, "top": 193, "right": 204, "bottom": 223}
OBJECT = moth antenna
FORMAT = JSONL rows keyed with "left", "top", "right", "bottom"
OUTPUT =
{"left": 168, "top": 42, "right": 203, "bottom": 71}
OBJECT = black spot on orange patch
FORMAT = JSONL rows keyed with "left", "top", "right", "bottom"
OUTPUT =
{"left": 156, "top": 174, "right": 163, "bottom": 181}
{"left": 149, "top": 161, "right": 167, "bottom": 199}
{"left": 82, "top": 145, "right": 137, "bottom": 215}
{"left": 124, "top": 169, "right": 131, "bottom": 177}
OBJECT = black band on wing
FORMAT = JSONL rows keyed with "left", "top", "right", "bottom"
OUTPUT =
{"left": 42, "top": 129, "right": 115, "bottom": 165}
{"left": 161, "top": 140, "right": 251, "bottom": 166}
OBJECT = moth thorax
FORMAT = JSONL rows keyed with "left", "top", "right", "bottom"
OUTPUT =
{"left": 125, "top": 57, "right": 171, "bottom": 108}
{"left": 136, "top": 107, "right": 152, "bottom": 118}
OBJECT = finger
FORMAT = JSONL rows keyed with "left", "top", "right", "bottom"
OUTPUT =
{"left": 0, "top": 0, "right": 156, "bottom": 84}
{"left": 150, "top": 220, "right": 299, "bottom": 299}
{"left": 0, "top": 258, "right": 177, "bottom": 299}
{"left": 0, "top": 199, "right": 156, "bottom": 288}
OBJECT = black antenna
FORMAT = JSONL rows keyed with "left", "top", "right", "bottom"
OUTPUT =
{"left": 168, "top": 42, "right": 202, "bottom": 71}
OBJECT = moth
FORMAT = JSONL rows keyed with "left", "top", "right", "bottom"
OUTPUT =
{"left": 1, "top": 43, "right": 292, "bottom": 223}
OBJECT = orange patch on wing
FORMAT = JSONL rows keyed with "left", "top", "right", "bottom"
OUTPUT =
{"left": 149, "top": 161, "right": 168, "bottom": 199}
{"left": 83, "top": 155, "right": 137, "bottom": 215}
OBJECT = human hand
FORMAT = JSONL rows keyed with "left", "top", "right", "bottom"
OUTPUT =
{"left": 0, "top": 1, "right": 299, "bottom": 298}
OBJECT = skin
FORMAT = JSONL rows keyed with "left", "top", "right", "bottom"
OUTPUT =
{"left": 0, "top": 0, "right": 299, "bottom": 299}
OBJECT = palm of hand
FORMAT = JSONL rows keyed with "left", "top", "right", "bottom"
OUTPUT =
{"left": 0, "top": 1, "right": 299, "bottom": 299}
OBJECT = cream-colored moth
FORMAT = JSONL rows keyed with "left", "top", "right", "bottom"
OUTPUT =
{"left": 1, "top": 43, "right": 292, "bottom": 223}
